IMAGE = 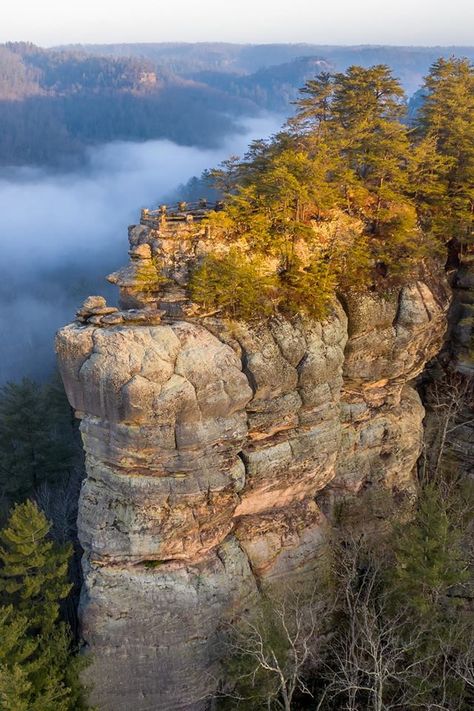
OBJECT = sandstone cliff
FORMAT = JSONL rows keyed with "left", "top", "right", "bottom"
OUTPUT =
{"left": 56, "top": 213, "right": 450, "bottom": 710}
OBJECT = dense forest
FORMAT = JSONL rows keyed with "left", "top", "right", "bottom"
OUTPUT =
{"left": 0, "top": 54, "right": 472, "bottom": 709}
{"left": 0, "top": 376, "right": 88, "bottom": 708}
{"left": 0, "top": 43, "right": 254, "bottom": 166}
{"left": 64, "top": 42, "right": 474, "bottom": 94}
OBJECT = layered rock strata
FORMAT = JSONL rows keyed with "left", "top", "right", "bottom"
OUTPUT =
{"left": 56, "top": 218, "right": 450, "bottom": 710}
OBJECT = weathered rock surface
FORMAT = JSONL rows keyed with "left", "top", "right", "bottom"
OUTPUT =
{"left": 56, "top": 219, "right": 450, "bottom": 710}
{"left": 422, "top": 258, "right": 474, "bottom": 480}
{"left": 79, "top": 539, "right": 258, "bottom": 711}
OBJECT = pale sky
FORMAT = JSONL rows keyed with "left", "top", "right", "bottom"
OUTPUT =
{"left": 1, "top": 0, "right": 473, "bottom": 47}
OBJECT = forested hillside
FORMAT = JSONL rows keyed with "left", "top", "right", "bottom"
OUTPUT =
{"left": 0, "top": 43, "right": 255, "bottom": 166}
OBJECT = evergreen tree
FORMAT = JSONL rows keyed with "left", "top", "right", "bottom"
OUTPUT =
{"left": 0, "top": 500, "right": 72, "bottom": 634}
{"left": 195, "top": 60, "right": 470, "bottom": 321}
{"left": 0, "top": 605, "right": 72, "bottom": 711}
{"left": 390, "top": 484, "right": 469, "bottom": 618}
{"left": 0, "top": 664, "right": 32, "bottom": 711}
{"left": 0, "top": 503, "right": 89, "bottom": 710}
{"left": 289, "top": 72, "right": 335, "bottom": 135}
{"left": 331, "top": 66, "right": 415, "bottom": 245}
{"left": 0, "top": 605, "right": 37, "bottom": 670}
{"left": 415, "top": 57, "right": 474, "bottom": 247}
{"left": 190, "top": 249, "right": 277, "bottom": 320}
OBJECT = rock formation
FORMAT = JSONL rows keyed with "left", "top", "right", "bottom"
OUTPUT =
{"left": 56, "top": 211, "right": 450, "bottom": 710}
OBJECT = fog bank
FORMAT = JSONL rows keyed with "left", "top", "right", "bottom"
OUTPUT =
{"left": 0, "top": 115, "right": 282, "bottom": 384}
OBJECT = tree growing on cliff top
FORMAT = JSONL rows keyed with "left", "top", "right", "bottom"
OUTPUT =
{"left": 290, "top": 65, "right": 417, "bottom": 247}
{"left": 190, "top": 249, "right": 277, "bottom": 319}
{"left": 414, "top": 57, "right": 474, "bottom": 249}
{"left": 192, "top": 63, "right": 452, "bottom": 322}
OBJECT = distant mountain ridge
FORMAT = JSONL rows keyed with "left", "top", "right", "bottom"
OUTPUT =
{"left": 0, "top": 41, "right": 473, "bottom": 167}
{"left": 57, "top": 42, "right": 474, "bottom": 93}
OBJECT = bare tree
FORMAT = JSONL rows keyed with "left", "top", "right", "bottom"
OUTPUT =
{"left": 422, "top": 367, "right": 474, "bottom": 485}
{"left": 218, "top": 587, "right": 330, "bottom": 711}
{"left": 315, "top": 538, "right": 444, "bottom": 711}
{"left": 35, "top": 470, "right": 82, "bottom": 544}
{"left": 451, "top": 635, "right": 474, "bottom": 695}
{"left": 35, "top": 469, "right": 84, "bottom": 637}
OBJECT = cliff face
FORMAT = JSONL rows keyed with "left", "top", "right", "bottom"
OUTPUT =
{"left": 56, "top": 217, "right": 450, "bottom": 711}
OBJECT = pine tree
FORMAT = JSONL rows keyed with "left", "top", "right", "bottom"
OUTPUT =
{"left": 0, "top": 500, "right": 72, "bottom": 635}
{"left": 289, "top": 71, "right": 335, "bottom": 135}
{"left": 390, "top": 484, "right": 469, "bottom": 618}
{"left": 0, "top": 605, "right": 72, "bottom": 711}
{"left": 190, "top": 249, "right": 277, "bottom": 320}
{"left": 0, "top": 503, "right": 89, "bottom": 710}
{"left": 332, "top": 66, "right": 412, "bottom": 236}
{"left": 200, "top": 61, "right": 470, "bottom": 322}
{"left": 0, "top": 605, "right": 37, "bottom": 669}
{"left": 0, "top": 663, "right": 32, "bottom": 711}
{"left": 415, "top": 57, "right": 474, "bottom": 248}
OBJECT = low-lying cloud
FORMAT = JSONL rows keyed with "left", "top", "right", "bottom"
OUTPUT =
{"left": 0, "top": 114, "right": 282, "bottom": 384}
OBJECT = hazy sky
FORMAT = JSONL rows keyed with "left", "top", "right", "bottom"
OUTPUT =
{"left": 1, "top": 0, "right": 473, "bottom": 46}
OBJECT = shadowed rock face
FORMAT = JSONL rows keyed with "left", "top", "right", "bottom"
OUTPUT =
{"left": 56, "top": 220, "right": 450, "bottom": 711}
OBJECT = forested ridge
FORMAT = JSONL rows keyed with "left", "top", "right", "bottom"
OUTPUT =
{"left": 0, "top": 43, "right": 254, "bottom": 166}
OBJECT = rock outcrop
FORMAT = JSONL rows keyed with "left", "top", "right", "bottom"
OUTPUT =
{"left": 56, "top": 215, "right": 450, "bottom": 711}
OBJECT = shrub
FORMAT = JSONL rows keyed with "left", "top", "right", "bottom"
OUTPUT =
{"left": 189, "top": 249, "right": 277, "bottom": 320}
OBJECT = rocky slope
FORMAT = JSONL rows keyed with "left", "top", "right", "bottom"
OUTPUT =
{"left": 56, "top": 214, "right": 450, "bottom": 710}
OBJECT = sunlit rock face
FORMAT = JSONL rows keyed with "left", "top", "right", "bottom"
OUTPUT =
{"left": 56, "top": 218, "right": 450, "bottom": 711}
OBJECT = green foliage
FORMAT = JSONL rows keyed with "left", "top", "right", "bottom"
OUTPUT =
{"left": 0, "top": 502, "right": 90, "bottom": 710}
{"left": 0, "top": 500, "right": 72, "bottom": 634}
{"left": 0, "top": 614, "right": 74, "bottom": 711}
{"left": 415, "top": 57, "right": 474, "bottom": 247}
{"left": 195, "top": 60, "right": 473, "bottom": 321}
{"left": 134, "top": 256, "right": 168, "bottom": 293}
{"left": 0, "top": 377, "right": 76, "bottom": 506}
{"left": 190, "top": 249, "right": 277, "bottom": 320}
{"left": 287, "top": 65, "right": 419, "bottom": 258}
{"left": 279, "top": 257, "right": 337, "bottom": 320}
{"left": 390, "top": 484, "right": 469, "bottom": 618}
